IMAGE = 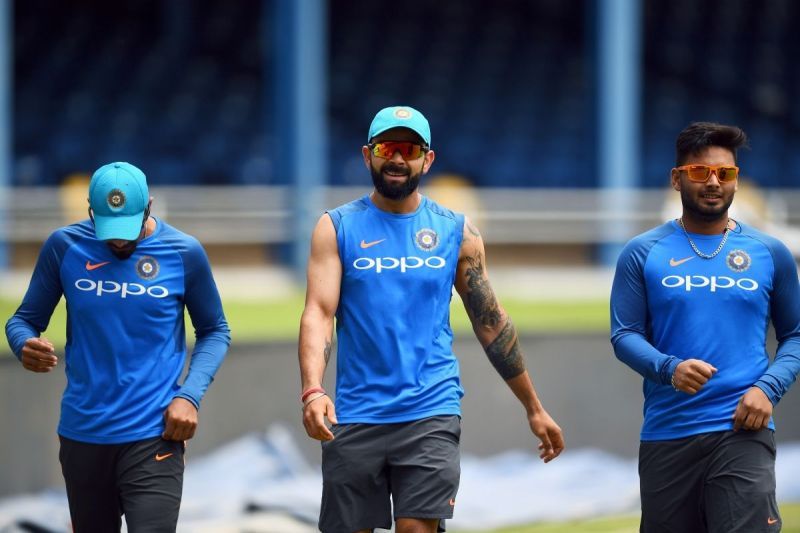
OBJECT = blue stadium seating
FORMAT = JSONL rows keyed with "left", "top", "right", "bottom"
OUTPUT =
{"left": 12, "top": 0, "right": 800, "bottom": 187}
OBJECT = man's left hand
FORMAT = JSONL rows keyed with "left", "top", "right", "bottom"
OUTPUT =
{"left": 528, "top": 409, "right": 565, "bottom": 463}
{"left": 163, "top": 397, "right": 198, "bottom": 441}
{"left": 732, "top": 387, "right": 772, "bottom": 431}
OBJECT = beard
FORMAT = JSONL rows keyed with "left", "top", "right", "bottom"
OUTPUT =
{"left": 107, "top": 241, "right": 138, "bottom": 259}
{"left": 370, "top": 162, "right": 421, "bottom": 200}
{"left": 680, "top": 188, "right": 734, "bottom": 222}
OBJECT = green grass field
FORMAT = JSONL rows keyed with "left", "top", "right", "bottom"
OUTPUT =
{"left": 0, "top": 295, "right": 610, "bottom": 348}
{"left": 470, "top": 503, "right": 800, "bottom": 532}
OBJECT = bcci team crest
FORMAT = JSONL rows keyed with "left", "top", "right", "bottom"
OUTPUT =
{"left": 136, "top": 256, "right": 159, "bottom": 280}
{"left": 394, "top": 108, "right": 412, "bottom": 120}
{"left": 107, "top": 189, "right": 126, "bottom": 209}
{"left": 415, "top": 228, "right": 439, "bottom": 252}
{"left": 726, "top": 249, "right": 751, "bottom": 273}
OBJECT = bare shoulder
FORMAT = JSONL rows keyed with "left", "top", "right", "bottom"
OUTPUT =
{"left": 459, "top": 216, "right": 485, "bottom": 258}
{"left": 309, "top": 213, "right": 339, "bottom": 258}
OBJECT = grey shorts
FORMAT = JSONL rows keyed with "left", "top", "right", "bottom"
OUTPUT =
{"left": 639, "top": 429, "right": 780, "bottom": 533}
{"left": 59, "top": 435, "right": 185, "bottom": 533}
{"left": 319, "top": 415, "right": 461, "bottom": 533}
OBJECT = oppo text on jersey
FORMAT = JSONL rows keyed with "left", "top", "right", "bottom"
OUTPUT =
{"left": 74, "top": 279, "right": 170, "bottom": 298}
{"left": 353, "top": 256, "right": 446, "bottom": 273}
{"left": 661, "top": 275, "right": 759, "bottom": 292}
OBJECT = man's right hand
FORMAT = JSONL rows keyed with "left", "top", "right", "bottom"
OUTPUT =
{"left": 672, "top": 359, "right": 717, "bottom": 394}
{"left": 302, "top": 394, "right": 338, "bottom": 441}
{"left": 20, "top": 337, "right": 58, "bottom": 373}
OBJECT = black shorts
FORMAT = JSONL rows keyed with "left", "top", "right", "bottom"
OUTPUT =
{"left": 59, "top": 435, "right": 185, "bottom": 532}
{"left": 319, "top": 415, "right": 461, "bottom": 533}
{"left": 639, "top": 429, "right": 780, "bottom": 533}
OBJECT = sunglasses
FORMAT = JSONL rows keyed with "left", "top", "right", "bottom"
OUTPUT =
{"left": 368, "top": 141, "right": 427, "bottom": 160}
{"left": 675, "top": 164, "right": 739, "bottom": 183}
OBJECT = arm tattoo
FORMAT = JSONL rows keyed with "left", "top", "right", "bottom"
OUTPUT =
{"left": 463, "top": 254, "right": 502, "bottom": 329}
{"left": 323, "top": 339, "right": 332, "bottom": 365}
{"left": 485, "top": 319, "right": 525, "bottom": 380}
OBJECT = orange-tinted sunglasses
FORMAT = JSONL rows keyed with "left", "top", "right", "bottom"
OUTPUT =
{"left": 675, "top": 164, "right": 739, "bottom": 183}
{"left": 368, "top": 141, "right": 427, "bottom": 160}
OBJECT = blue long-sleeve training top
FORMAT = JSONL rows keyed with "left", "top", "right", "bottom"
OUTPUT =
{"left": 6, "top": 218, "right": 231, "bottom": 444}
{"left": 610, "top": 219, "right": 800, "bottom": 441}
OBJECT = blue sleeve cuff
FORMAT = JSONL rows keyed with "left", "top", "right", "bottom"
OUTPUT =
{"left": 753, "top": 380, "right": 779, "bottom": 406}
{"left": 174, "top": 391, "right": 200, "bottom": 410}
{"left": 660, "top": 356, "right": 683, "bottom": 386}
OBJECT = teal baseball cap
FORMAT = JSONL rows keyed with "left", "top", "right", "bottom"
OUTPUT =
{"left": 88, "top": 162, "right": 149, "bottom": 241}
{"left": 367, "top": 106, "right": 431, "bottom": 147}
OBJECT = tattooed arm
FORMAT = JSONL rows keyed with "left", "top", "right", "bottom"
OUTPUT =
{"left": 454, "top": 217, "right": 565, "bottom": 462}
{"left": 299, "top": 214, "right": 341, "bottom": 441}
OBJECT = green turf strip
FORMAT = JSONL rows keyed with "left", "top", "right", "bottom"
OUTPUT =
{"left": 1, "top": 296, "right": 610, "bottom": 350}
{"left": 460, "top": 503, "right": 800, "bottom": 532}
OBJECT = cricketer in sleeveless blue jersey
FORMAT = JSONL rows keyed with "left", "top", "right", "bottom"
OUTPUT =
{"left": 6, "top": 162, "right": 230, "bottom": 532}
{"left": 298, "top": 106, "right": 564, "bottom": 533}
{"left": 611, "top": 123, "right": 800, "bottom": 532}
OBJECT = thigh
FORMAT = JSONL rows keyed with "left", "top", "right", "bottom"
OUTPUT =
{"left": 705, "top": 430, "right": 781, "bottom": 533}
{"left": 319, "top": 423, "right": 392, "bottom": 533}
{"left": 117, "top": 437, "right": 185, "bottom": 533}
{"left": 58, "top": 435, "right": 122, "bottom": 533}
{"left": 639, "top": 436, "right": 706, "bottom": 533}
{"left": 388, "top": 416, "right": 460, "bottom": 529}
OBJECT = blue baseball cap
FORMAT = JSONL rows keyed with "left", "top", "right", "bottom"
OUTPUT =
{"left": 367, "top": 106, "right": 431, "bottom": 147}
{"left": 88, "top": 162, "right": 149, "bottom": 241}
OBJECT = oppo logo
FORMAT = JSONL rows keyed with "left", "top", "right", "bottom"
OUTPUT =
{"left": 74, "top": 279, "right": 170, "bottom": 298}
{"left": 353, "top": 256, "right": 446, "bottom": 273}
{"left": 661, "top": 275, "right": 759, "bottom": 292}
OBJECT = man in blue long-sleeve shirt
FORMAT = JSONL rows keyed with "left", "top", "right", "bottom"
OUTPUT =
{"left": 6, "top": 162, "right": 231, "bottom": 532}
{"left": 610, "top": 123, "right": 800, "bottom": 532}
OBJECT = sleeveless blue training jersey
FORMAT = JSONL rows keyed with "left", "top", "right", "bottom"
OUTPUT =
{"left": 6, "top": 218, "right": 230, "bottom": 444}
{"left": 328, "top": 194, "right": 465, "bottom": 423}
{"left": 611, "top": 220, "right": 800, "bottom": 441}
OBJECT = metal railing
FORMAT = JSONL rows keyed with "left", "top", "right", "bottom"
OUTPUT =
{"left": 3, "top": 185, "right": 800, "bottom": 247}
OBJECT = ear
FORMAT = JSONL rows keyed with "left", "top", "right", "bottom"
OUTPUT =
{"left": 670, "top": 168, "right": 681, "bottom": 191}
{"left": 422, "top": 149, "right": 436, "bottom": 174}
{"left": 361, "top": 145, "right": 372, "bottom": 170}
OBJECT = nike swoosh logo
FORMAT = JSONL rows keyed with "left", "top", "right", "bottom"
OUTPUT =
{"left": 155, "top": 453, "right": 174, "bottom": 461}
{"left": 669, "top": 256, "right": 695, "bottom": 267}
{"left": 768, "top": 518, "right": 779, "bottom": 525}
{"left": 85, "top": 260, "right": 111, "bottom": 271}
{"left": 360, "top": 238, "right": 386, "bottom": 249}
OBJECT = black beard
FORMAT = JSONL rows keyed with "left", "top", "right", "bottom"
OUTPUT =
{"left": 680, "top": 188, "right": 734, "bottom": 222}
{"left": 107, "top": 242, "right": 138, "bottom": 260}
{"left": 370, "top": 163, "right": 420, "bottom": 200}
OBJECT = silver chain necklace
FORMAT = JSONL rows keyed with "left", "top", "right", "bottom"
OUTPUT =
{"left": 678, "top": 217, "right": 731, "bottom": 259}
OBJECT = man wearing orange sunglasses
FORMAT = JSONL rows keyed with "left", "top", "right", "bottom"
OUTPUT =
{"left": 611, "top": 122, "right": 800, "bottom": 532}
{"left": 298, "top": 105, "right": 564, "bottom": 533}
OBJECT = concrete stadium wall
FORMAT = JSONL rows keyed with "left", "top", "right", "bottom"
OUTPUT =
{"left": 2, "top": 334, "right": 798, "bottom": 497}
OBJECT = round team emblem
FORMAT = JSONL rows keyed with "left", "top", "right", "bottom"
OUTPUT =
{"left": 136, "top": 256, "right": 160, "bottom": 280}
{"left": 726, "top": 249, "right": 751, "bottom": 273}
{"left": 394, "top": 108, "right": 412, "bottom": 120}
{"left": 107, "top": 189, "right": 126, "bottom": 209}
{"left": 415, "top": 228, "right": 439, "bottom": 252}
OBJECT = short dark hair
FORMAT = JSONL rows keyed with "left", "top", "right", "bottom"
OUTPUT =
{"left": 675, "top": 122, "right": 749, "bottom": 166}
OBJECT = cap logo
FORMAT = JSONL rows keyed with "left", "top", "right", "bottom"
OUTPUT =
{"left": 415, "top": 228, "right": 439, "bottom": 252}
{"left": 107, "top": 189, "right": 126, "bottom": 209}
{"left": 136, "top": 256, "right": 160, "bottom": 280}
{"left": 394, "top": 108, "right": 412, "bottom": 120}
